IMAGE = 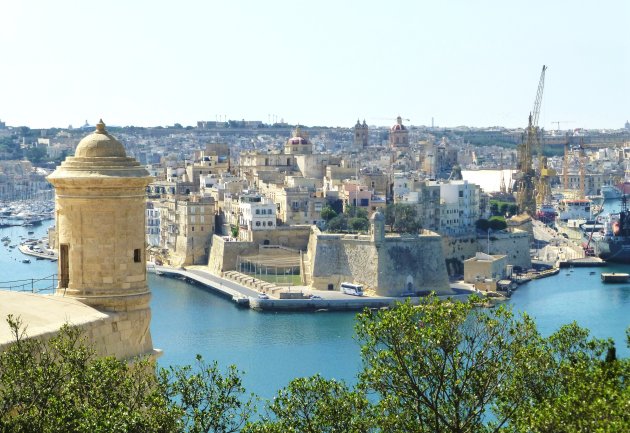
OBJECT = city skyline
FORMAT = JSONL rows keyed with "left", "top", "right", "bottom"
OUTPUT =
{"left": 2, "top": 0, "right": 628, "bottom": 130}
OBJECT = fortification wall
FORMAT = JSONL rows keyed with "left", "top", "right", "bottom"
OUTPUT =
{"left": 441, "top": 235, "right": 478, "bottom": 276}
{"left": 207, "top": 235, "right": 258, "bottom": 275}
{"left": 309, "top": 233, "right": 379, "bottom": 292}
{"left": 377, "top": 235, "right": 450, "bottom": 296}
{"left": 250, "top": 226, "right": 310, "bottom": 250}
{"left": 487, "top": 229, "right": 531, "bottom": 269}
{"left": 308, "top": 231, "right": 450, "bottom": 296}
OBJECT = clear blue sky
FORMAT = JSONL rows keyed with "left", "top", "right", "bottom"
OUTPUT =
{"left": 2, "top": 0, "right": 628, "bottom": 129}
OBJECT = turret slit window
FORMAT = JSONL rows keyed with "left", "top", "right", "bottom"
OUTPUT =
{"left": 60, "top": 244, "right": 69, "bottom": 288}
{"left": 134, "top": 248, "right": 141, "bottom": 263}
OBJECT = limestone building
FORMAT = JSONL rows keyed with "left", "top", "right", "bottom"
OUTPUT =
{"left": 46, "top": 120, "right": 155, "bottom": 359}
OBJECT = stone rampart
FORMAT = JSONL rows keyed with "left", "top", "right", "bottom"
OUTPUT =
{"left": 441, "top": 235, "right": 478, "bottom": 276}
{"left": 308, "top": 230, "right": 450, "bottom": 296}
{"left": 486, "top": 229, "right": 531, "bottom": 269}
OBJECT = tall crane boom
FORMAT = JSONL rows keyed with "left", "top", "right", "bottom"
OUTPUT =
{"left": 532, "top": 65, "right": 547, "bottom": 128}
{"left": 515, "top": 65, "right": 549, "bottom": 216}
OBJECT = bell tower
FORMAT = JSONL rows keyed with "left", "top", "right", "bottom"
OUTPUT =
{"left": 47, "top": 120, "right": 154, "bottom": 358}
{"left": 354, "top": 119, "right": 368, "bottom": 149}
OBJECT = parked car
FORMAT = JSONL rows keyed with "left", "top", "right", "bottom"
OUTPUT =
{"left": 310, "top": 295, "right": 323, "bottom": 300}
{"left": 258, "top": 293, "right": 269, "bottom": 299}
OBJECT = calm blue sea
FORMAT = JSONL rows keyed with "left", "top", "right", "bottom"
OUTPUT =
{"left": 1, "top": 210, "right": 629, "bottom": 400}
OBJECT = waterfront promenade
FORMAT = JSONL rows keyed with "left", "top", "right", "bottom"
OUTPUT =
{"left": 149, "top": 265, "right": 469, "bottom": 312}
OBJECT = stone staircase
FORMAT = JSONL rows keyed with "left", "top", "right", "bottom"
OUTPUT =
{"left": 223, "top": 271, "right": 281, "bottom": 295}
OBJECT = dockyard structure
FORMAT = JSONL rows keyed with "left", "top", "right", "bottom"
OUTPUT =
{"left": 45, "top": 120, "right": 155, "bottom": 359}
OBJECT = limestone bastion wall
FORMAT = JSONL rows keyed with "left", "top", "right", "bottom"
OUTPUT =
{"left": 441, "top": 235, "right": 479, "bottom": 277}
{"left": 377, "top": 235, "right": 450, "bottom": 296}
{"left": 441, "top": 230, "right": 531, "bottom": 275}
{"left": 308, "top": 232, "right": 379, "bottom": 292}
{"left": 307, "top": 228, "right": 450, "bottom": 296}
{"left": 0, "top": 304, "right": 153, "bottom": 361}
{"left": 485, "top": 229, "right": 531, "bottom": 270}
{"left": 207, "top": 227, "right": 311, "bottom": 275}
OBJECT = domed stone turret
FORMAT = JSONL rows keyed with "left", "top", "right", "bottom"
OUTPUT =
{"left": 74, "top": 120, "right": 126, "bottom": 158}
{"left": 47, "top": 120, "right": 154, "bottom": 359}
{"left": 370, "top": 209, "right": 385, "bottom": 245}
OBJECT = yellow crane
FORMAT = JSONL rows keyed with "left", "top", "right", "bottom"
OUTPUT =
{"left": 515, "top": 65, "right": 547, "bottom": 216}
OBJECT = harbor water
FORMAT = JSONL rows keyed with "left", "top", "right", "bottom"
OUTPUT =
{"left": 1, "top": 220, "right": 629, "bottom": 400}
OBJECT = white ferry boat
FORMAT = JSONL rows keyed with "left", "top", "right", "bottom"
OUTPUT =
{"left": 556, "top": 198, "right": 592, "bottom": 222}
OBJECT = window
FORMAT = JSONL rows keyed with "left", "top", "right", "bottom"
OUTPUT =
{"left": 255, "top": 209, "right": 260, "bottom": 215}
{"left": 134, "top": 248, "right": 141, "bottom": 263}
{"left": 459, "top": 191, "right": 463, "bottom": 198}
{"left": 192, "top": 226, "right": 195, "bottom": 232}
{"left": 256, "top": 221, "right": 261, "bottom": 226}
{"left": 60, "top": 244, "right": 69, "bottom": 288}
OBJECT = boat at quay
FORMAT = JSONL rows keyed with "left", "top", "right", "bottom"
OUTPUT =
{"left": 595, "top": 196, "right": 630, "bottom": 263}
{"left": 1, "top": 219, "right": 629, "bottom": 400}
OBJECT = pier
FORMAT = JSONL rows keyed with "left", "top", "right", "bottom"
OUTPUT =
{"left": 148, "top": 265, "right": 472, "bottom": 312}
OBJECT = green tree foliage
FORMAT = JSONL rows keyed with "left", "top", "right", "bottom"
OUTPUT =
{"left": 245, "top": 375, "right": 373, "bottom": 433}
{"left": 489, "top": 202, "right": 499, "bottom": 216}
{"left": 326, "top": 214, "right": 348, "bottom": 232}
{"left": 1, "top": 301, "right": 628, "bottom": 433}
{"left": 384, "top": 203, "right": 421, "bottom": 233}
{"left": 320, "top": 205, "right": 337, "bottom": 222}
{"left": 489, "top": 216, "right": 507, "bottom": 230}
{"left": 25, "top": 146, "right": 47, "bottom": 164}
{"left": 501, "top": 323, "right": 630, "bottom": 432}
{"left": 356, "top": 297, "right": 539, "bottom": 433}
{"left": 0, "top": 315, "right": 178, "bottom": 433}
{"left": 160, "top": 355, "right": 256, "bottom": 433}
{"left": 348, "top": 217, "right": 369, "bottom": 232}
{"left": 475, "top": 218, "right": 491, "bottom": 231}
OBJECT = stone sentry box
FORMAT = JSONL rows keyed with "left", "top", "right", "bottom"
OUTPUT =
{"left": 47, "top": 120, "right": 154, "bottom": 358}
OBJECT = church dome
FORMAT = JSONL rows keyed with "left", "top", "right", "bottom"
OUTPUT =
{"left": 286, "top": 125, "right": 309, "bottom": 145}
{"left": 391, "top": 116, "right": 407, "bottom": 132}
{"left": 74, "top": 120, "right": 127, "bottom": 158}
{"left": 288, "top": 136, "right": 309, "bottom": 145}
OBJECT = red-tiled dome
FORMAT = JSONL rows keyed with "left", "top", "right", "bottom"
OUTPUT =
{"left": 391, "top": 116, "right": 407, "bottom": 132}
{"left": 288, "top": 136, "right": 308, "bottom": 145}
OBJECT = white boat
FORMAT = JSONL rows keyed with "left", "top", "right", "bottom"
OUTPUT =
{"left": 556, "top": 199, "right": 592, "bottom": 222}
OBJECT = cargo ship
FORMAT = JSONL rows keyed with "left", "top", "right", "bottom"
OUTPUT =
{"left": 595, "top": 196, "right": 630, "bottom": 263}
